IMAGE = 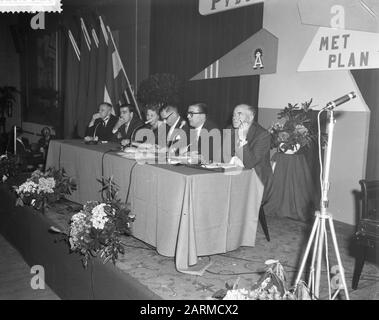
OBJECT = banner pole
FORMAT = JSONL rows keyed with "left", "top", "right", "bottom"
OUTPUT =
{"left": 106, "top": 26, "right": 142, "bottom": 119}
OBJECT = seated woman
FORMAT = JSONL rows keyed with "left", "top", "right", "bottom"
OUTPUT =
{"left": 133, "top": 103, "right": 169, "bottom": 148}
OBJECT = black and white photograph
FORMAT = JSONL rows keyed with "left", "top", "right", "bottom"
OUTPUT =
{"left": 0, "top": 0, "right": 378, "bottom": 303}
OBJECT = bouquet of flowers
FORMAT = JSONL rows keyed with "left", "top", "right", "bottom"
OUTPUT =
{"left": 14, "top": 167, "right": 76, "bottom": 211}
{"left": 269, "top": 99, "right": 317, "bottom": 153}
{"left": 51, "top": 177, "right": 135, "bottom": 268}
{"left": 213, "top": 260, "right": 311, "bottom": 300}
{"left": 0, "top": 153, "right": 19, "bottom": 183}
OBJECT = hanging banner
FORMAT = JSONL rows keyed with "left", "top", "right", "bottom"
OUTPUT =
{"left": 298, "top": 27, "right": 379, "bottom": 72}
{"left": 199, "top": 0, "right": 263, "bottom": 16}
{"left": 190, "top": 28, "right": 278, "bottom": 80}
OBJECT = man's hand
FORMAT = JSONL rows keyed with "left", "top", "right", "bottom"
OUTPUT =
{"left": 238, "top": 121, "right": 249, "bottom": 141}
{"left": 89, "top": 113, "right": 101, "bottom": 127}
{"left": 114, "top": 118, "right": 127, "bottom": 130}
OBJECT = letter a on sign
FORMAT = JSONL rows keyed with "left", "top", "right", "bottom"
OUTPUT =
{"left": 191, "top": 28, "right": 277, "bottom": 80}
{"left": 31, "top": 265, "right": 45, "bottom": 290}
{"left": 253, "top": 49, "right": 264, "bottom": 69}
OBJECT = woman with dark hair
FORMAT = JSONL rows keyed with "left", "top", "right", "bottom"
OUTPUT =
{"left": 142, "top": 103, "right": 169, "bottom": 147}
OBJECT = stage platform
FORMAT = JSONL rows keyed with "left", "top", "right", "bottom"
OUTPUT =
{"left": 0, "top": 185, "right": 378, "bottom": 300}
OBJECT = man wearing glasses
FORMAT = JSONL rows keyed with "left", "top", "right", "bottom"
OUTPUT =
{"left": 186, "top": 102, "right": 221, "bottom": 163}
{"left": 160, "top": 105, "right": 189, "bottom": 148}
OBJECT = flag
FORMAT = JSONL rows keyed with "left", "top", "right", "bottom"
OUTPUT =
{"left": 104, "top": 28, "right": 129, "bottom": 114}
{"left": 76, "top": 17, "right": 91, "bottom": 137}
{"left": 95, "top": 16, "right": 109, "bottom": 107}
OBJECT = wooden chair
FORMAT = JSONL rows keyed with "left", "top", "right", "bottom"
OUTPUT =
{"left": 352, "top": 179, "right": 379, "bottom": 290}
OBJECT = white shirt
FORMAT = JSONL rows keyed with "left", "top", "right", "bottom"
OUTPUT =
{"left": 195, "top": 123, "right": 204, "bottom": 141}
{"left": 103, "top": 116, "right": 110, "bottom": 126}
{"left": 167, "top": 116, "right": 180, "bottom": 141}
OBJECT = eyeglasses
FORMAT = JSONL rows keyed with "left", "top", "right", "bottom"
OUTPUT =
{"left": 161, "top": 112, "right": 173, "bottom": 121}
{"left": 187, "top": 111, "right": 205, "bottom": 117}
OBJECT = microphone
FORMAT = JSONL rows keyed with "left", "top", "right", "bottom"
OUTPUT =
{"left": 179, "top": 120, "right": 186, "bottom": 129}
{"left": 325, "top": 92, "right": 356, "bottom": 110}
{"left": 129, "top": 122, "right": 147, "bottom": 145}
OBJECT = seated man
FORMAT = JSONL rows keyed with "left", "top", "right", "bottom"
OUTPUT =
{"left": 112, "top": 104, "right": 144, "bottom": 147}
{"left": 160, "top": 104, "right": 189, "bottom": 151}
{"left": 38, "top": 126, "right": 54, "bottom": 160}
{"left": 185, "top": 102, "right": 221, "bottom": 163}
{"left": 84, "top": 102, "right": 118, "bottom": 142}
{"left": 230, "top": 104, "right": 273, "bottom": 203}
{"left": 6, "top": 127, "right": 43, "bottom": 170}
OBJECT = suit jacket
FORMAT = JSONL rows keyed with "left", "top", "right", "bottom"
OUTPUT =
{"left": 167, "top": 116, "right": 189, "bottom": 148}
{"left": 85, "top": 114, "right": 118, "bottom": 141}
{"left": 116, "top": 115, "right": 144, "bottom": 141}
{"left": 190, "top": 119, "right": 221, "bottom": 163}
{"left": 235, "top": 121, "right": 273, "bottom": 203}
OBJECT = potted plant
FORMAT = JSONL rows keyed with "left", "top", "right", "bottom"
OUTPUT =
{"left": 269, "top": 99, "right": 318, "bottom": 154}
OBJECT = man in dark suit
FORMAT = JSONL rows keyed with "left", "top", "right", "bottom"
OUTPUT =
{"left": 112, "top": 103, "right": 144, "bottom": 147}
{"left": 231, "top": 104, "right": 273, "bottom": 203}
{"left": 186, "top": 102, "right": 221, "bottom": 163}
{"left": 160, "top": 104, "right": 189, "bottom": 150}
{"left": 84, "top": 102, "right": 118, "bottom": 142}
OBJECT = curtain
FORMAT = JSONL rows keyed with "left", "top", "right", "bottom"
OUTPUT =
{"left": 149, "top": 0, "right": 263, "bottom": 128}
{"left": 351, "top": 69, "right": 379, "bottom": 180}
{"left": 62, "top": 17, "right": 81, "bottom": 139}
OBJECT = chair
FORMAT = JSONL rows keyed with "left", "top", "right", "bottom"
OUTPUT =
{"left": 259, "top": 204, "right": 270, "bottom": 242}
{"left": 352, "top": 179, "right": 379, "bottom": 290}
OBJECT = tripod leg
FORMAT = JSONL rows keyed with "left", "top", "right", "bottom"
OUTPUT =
{"left": 294, "top": 215, "right": 320, "bottom": 288}
{"left": 323, "top": 220, "right": 332, "bottom": 300}
{"left": 315, "top": 216, "right": 326, "bottom": 298}
{"left": 308, "top": 215, "right": 322, "bottom": 295}
{"left": 327, "top": 217, "right": 350, "bottom": 300}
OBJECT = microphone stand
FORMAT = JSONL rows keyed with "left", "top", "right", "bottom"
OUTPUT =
{"left": 293, "top": 108, "right": 350, "bottom": 300}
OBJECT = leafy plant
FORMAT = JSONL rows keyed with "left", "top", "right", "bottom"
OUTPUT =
{"left": 0, "top": 153, "right": 19, "bottom": 183}
{"left": 213, "top": 260, "right": 311, "bottom": 300}
{"left": 13, "top": 167, "right": 76, "bottom": 212}
{"left": 50, "top": 176, "right": 135, "bottom": 268}
{"left": 137, "top": 73, "right": 182, "bottom": 108}
{"left": 269, "top": 99, "right": 319, "bottom": 152}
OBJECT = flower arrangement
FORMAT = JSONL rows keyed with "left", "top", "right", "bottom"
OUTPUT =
{"left": 137, "top": 73, "right": 182, "bottom": 108}
{"left": 0, "top": 153, "right": 19, "bottom": 183}
{"left": 14, "top": 167, "right": 76, "bottom": 211}
{"left": 51, "top": 177, "right": 135, "bottom": 268}
{"left": 213, "top": 260, "right": 311, "bottom": 300}
{"left": 269, "top": 99, "right": 317, "bottom": 153}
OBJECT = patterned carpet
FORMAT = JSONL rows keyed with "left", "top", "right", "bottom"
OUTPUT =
{"left": 48, "top": 200, "right": 379, "bottom": 300}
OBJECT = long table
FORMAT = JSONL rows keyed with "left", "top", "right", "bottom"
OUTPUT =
{"left": 46, "top": 140, "right": 264, "bottom": 274}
